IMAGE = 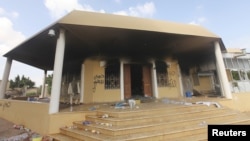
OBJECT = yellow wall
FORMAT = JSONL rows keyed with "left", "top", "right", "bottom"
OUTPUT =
{"left": 83, "top": 59, "right": 121, "bottom": 103}
{"left": 0, "top": 99, "right": 95, "bottom": 135}
{"left": 83, "top": 58, "right": 183, "bottom": 102}
{"left": 0, "top": 99, "right": 50, "bottom": 135}
{"left": 158, "top": 61, "right": 181, "bottom": 98}
{"left": 193, "top": 76, "right": 213, "bottom": 92}
{"left": 219, "top": 93, "right": 250, "bottom": 112}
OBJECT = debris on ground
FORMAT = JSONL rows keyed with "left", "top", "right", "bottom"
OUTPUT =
{"left": 102, "top": 114, "right": 109, "bottom": 118}
{"left": 113, "top": 101, "right": 127, "bottom": 109}
{"left": 161, "top": 98, "right": 222, "bottom": 108}
{"left": 0, "top": 118, "right": 49, "bottom": 141}
{"left": 82, "top": 120, "right": 91, "bottom": 125}
{"left": 128, "top": 99, "right": 136, "bottom": 109}
{"left": 199, "top": 121, "right": 207, "bottom": 126}
{"left": 195, "top": 101, "right": 221, "bottom": 108}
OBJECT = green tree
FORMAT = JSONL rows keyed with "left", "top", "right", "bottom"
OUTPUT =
{"left": 9, "top": 75, "right": 35, "bottom": 89}
{"left": 46, "top": 74, "right": 53, "bottom": 95}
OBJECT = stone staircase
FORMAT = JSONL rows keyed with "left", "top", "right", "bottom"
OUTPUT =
{"left": 49, "top": 101, "right": 250, "bottom": 141}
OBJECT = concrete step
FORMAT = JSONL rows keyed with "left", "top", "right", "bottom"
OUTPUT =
{"left": 85, "top": 108, "right": 232, "bottom": 127}
{"left": 49, "top": 133, "right": 83, "bottom": 141}
{"left": 49, "top": 103, "right": 250, "bottom": 141}
{"left": 72, "top": 112, "right": 241, "bottom": 136}
{"left": 96, "top": 104, "right": 217, "bottom": 118}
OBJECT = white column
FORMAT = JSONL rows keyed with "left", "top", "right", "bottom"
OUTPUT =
{"left": 151, "top": 60, "right": 159, "bottom": 98}
{"left": 214, "top": 41, "right": 232, "bottom": 99}
{"left": 120, "top": 60, "right": 124, "bottom": 101}
{"left": 49, "top": 29, "right": 66, "bottom": 114}
{"left": 177, "top": 64, "right": 184, "bottom": 97}
{"left": 40, "top": 70, "right": 47, "bottom": 98}
{"left": 80, "top": 62, "right": 85, "bottom": 103}
{"left": 0, "top": 58, "right": 12, "bottom": 99}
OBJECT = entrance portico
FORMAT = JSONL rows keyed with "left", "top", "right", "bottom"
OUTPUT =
{"left": 0, "top": 10, "right": 232, "bottom": 115}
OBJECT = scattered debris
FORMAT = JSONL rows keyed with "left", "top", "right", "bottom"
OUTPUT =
{"left": 114, "top": 102, "right": 127, "bottom": 109}
{"left": 3, "top": 132, "right": 29, "bottom": 141}
{"left": 0, "top": 120, "right": 45, "bottom": 141}
{"left": 199, "top": 121, "right": 207, "bottom": 126}
{"left": 128, "top": 99, "right": 136, "bottom": 109}
{"left": 88, "top": 106, "right": 96, "bottom": 111}
{"left": 161, "top": 98, "right": 222, "bottom": 108}
{"left": 195, "top": 101, "right": 221, "bottom": 108}
{"left": 82, "top": 121, "right": 91, "bottom": 125}
{"left": 102, "top": 114, "right": 109, "bottom": 118}
{"left": 88, "top": 105, "right": 100, "bottom": 111}
{"left": 13, "top": 124, "right": 24, "bottom": 130}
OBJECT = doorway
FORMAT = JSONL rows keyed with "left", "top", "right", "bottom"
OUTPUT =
{"left": 131, "top": 64, "right": 143, "bottom": 96}
{"left": 124, "top": 63, "right": 152, "bottom": 99}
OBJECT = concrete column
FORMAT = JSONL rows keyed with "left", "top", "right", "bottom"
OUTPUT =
{"left": 40, "top": 70, "right": 47, "bottom": 98}
{"left": 49, "top": 29, "right": 66, "bottom": 114}
{"left": 0, "top": 58, "right": 12, "bottom": 99}
{"left": 214, "top": 41, "right": 232, "bottom": 99}
{"left": 80, "top": 62, "right": 84, "bottom": 103}
{"left": 151, "top": 60, "right": 159, "bottom": 98}
{"left": 177, "top": 64, "right": 184, "bottom": 97}
{"left": 120, "top": 60, "right": 124, "bottom": 101}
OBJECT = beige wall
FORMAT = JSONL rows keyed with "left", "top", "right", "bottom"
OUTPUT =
{"left": 83, "top": 59, "right": 121, "bottom": 103}
{"left": 83, "top": 58, "right": 184, "bottom": 102}
{"left": 158, "top": 60, "right": 181, "bottom": 98}
{"left": 193, "top": 76, "right": 213, "bottom": 92}
{"left": 219, "top": 93, "right": 250, "bottom": 112}
{"left": 0, "top": 99, "right": 94, "bottom": 135}
{"left": 0, "top": 99, "right": 50, "bottom": 135}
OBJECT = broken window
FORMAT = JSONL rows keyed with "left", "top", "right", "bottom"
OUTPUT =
{"left": 231, "top": 70, "right": 240, "bottom": 81}
{"left": 156, "top": 61, "right": 168, "bottom": 87}
{"left": 247, "top": 71, "right": 250, "bottom": 80}
{"left": 105, "top": 60, "right": 120, "bottom": 89}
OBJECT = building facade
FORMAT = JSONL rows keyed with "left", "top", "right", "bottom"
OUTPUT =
{"left": 223, "top": 48, "right": 250, "bottom": 93}
{"left": 0, "top": 10, "right": 231, "bottom": 114}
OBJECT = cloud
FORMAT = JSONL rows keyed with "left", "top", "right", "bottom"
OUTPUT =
{"left": 113, "top": 2, "right": 156, "bottom": 17}
{"left": 44, "top": 0, "right": 155, "bottom": 19}
{"left": 0, "top": 7, "right": 19, "bottom": 19}
{"left": 44, "top": 0, "right": 104, "bottom": 19}
{"left": 0, "top": 9, "right": 25, "bottom": 55}
{"left": 189, "top": 17, "right": 207, "bottom": 25}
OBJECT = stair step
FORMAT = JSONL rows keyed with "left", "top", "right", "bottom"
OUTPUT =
{"left": 86, "top": 108, "right": 231, "bottom": 126}
{"left": 168, "top": 133, "right": 207, "bottom": 141}
{"left": 49, "top": 133, "right": 83, "bottom": 141}
{"left": 72, "top": 113, "right": 241, "bottom": 136}
{"left": 96, "top": 104, "right": 217, "bottom": 118}
{"left": 49, "top": 102, "right": 250, "bottom": 141}
{"left": 60, "top": 123, "right": 209, "bottom": 141}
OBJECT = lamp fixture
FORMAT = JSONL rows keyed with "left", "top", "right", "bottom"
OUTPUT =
{"left": 48, "top": 29, "right": 56, "bottom": 37}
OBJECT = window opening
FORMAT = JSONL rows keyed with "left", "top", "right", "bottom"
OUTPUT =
{"left": 105, "top": 60, "right": 120, "bottom": 89}
{"left": 156, "top": 61, "right": 168, "bottom": 87}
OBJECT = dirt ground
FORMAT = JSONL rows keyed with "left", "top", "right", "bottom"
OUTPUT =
{"left": 0, "top": 118, "right": 50, "bottom": 141}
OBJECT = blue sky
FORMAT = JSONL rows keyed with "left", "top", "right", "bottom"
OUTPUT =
{"left": 0, "top": 0, "right": 250, "bottom": 86}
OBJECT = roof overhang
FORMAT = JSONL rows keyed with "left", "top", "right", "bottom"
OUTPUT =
{"left": 4, "top": 10, "right": 225, "bottom": 70}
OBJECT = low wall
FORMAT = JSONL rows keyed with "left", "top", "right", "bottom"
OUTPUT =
{"left": 219, "top": 93, "right": 250, "bottom": 112}
{"left": 0, "top": 99, "right": 50, "bottom": 135}
{"left": 0, "top": 99, "right": 95, "bottom": 135}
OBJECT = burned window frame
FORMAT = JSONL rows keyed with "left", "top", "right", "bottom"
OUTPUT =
{"left": 104, "top": 60, "right": 120, "bottom": 89}
{"left": 156, "top": 60, "right": 168, "bottom": 87}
